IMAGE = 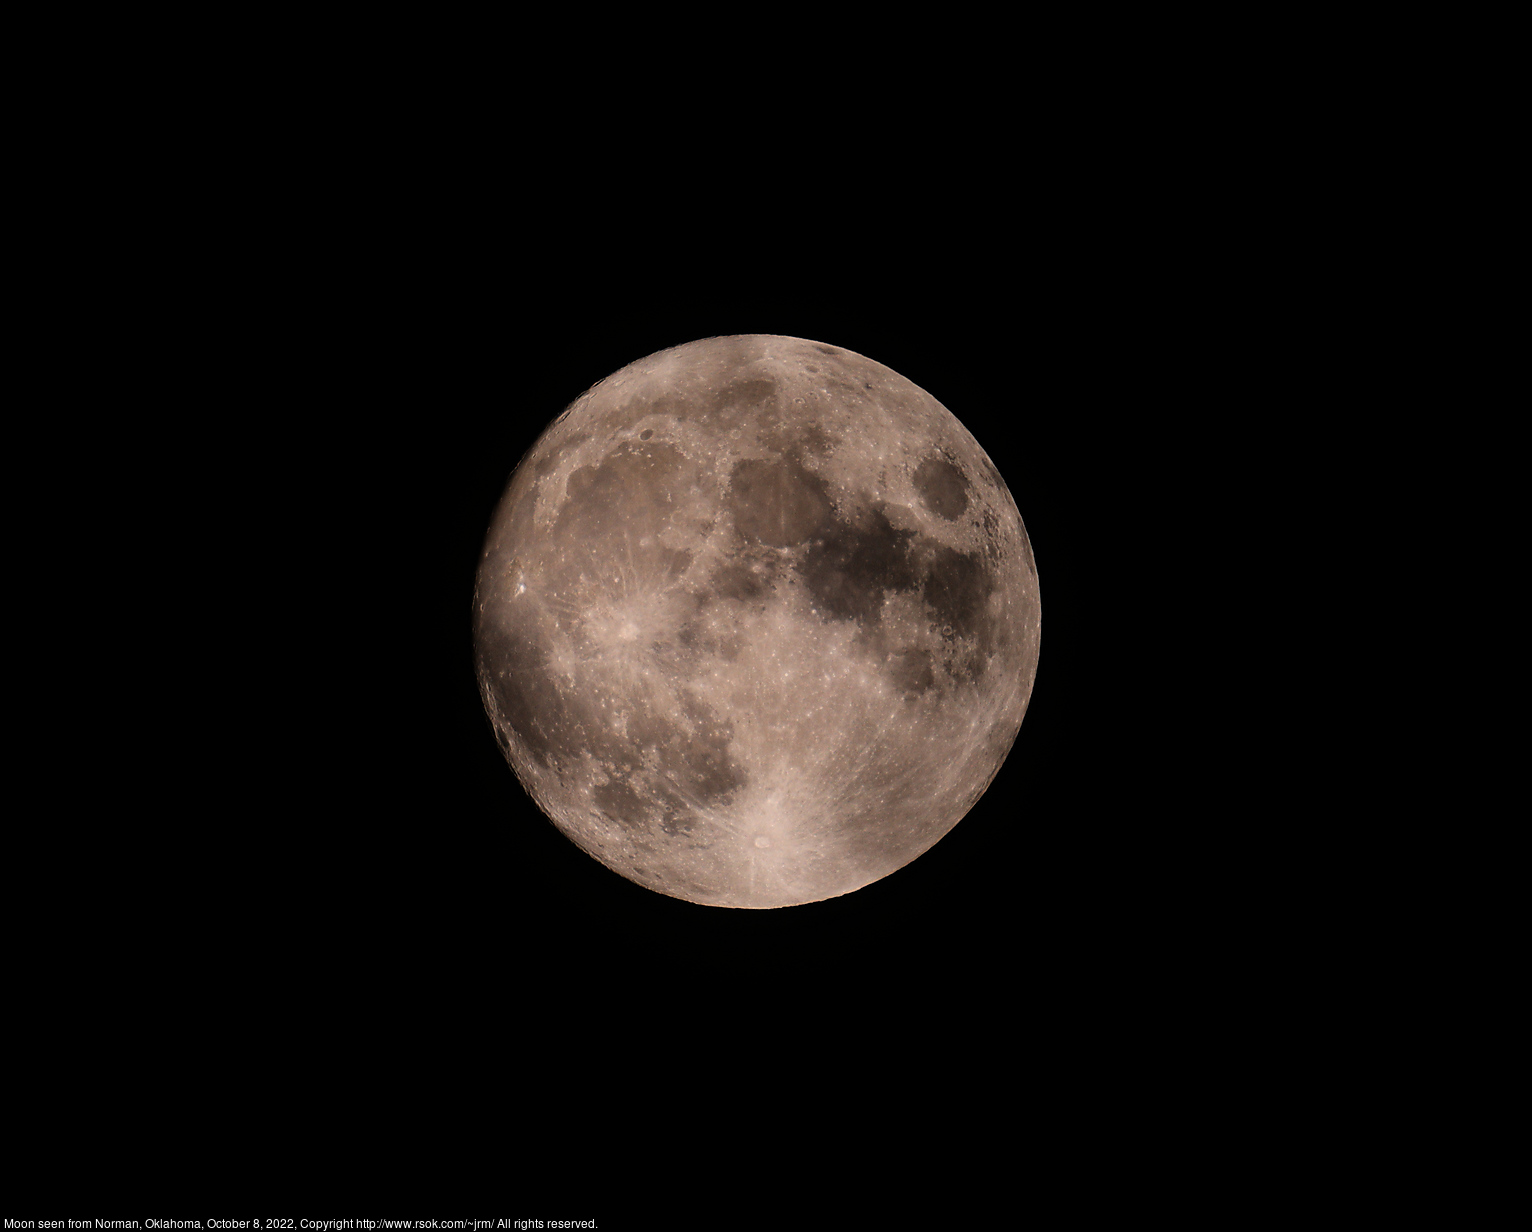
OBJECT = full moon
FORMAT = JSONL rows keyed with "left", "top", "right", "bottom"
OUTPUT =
{"left": 473, "top": 335, "right": 1040, "bottom": 908}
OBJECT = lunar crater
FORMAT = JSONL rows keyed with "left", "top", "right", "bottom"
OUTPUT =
{"left": 913, "top": 454, "right": 971, "bottom": 520}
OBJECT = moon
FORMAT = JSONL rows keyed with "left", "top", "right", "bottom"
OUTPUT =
{"left": 473, "top": 335, "right": 1040, "bottom": 908}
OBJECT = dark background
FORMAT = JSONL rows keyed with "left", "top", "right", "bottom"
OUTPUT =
{"left": 10, "top": 49, "right": 1355, "bottom": 1175}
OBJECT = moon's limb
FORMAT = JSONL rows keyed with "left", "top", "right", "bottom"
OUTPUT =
{"left": 473, "top": 335, "right": 1040, "bottom": 907}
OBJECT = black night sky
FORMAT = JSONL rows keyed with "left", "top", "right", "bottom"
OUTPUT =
{"left": 4, "top": 54, "right": 1331, "bottom": 1198}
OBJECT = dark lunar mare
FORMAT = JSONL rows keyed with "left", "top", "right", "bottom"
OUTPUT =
{"left": 913, "top": 455, "right": 971, "bottom": 520}
{"left": 554, "top": 438, "right": 689, "bottom": 557}
{"left": 923, "top": 545, "right": 995, "bottom": 650}
{"left": 725, "top": 454, "right": 831, "bottom": 548}
{"left": 887, "top": 646, "right": 936, "bottom": 697}
{"left": 798, "top": 505, "right": 919, "bottom": 626}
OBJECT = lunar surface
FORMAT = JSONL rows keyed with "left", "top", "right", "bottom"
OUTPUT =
{"left": 473, "top": 335, "right": 1040, "bottom": 908}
